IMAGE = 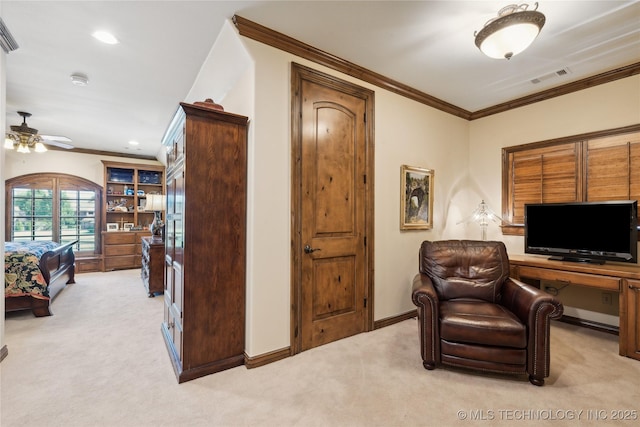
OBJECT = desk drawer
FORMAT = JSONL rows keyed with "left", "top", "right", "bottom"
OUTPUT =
{"left": 518, "top": 266, "right": 621, "bottom": 291}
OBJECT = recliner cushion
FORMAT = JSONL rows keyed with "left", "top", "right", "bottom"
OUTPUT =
{"left": 439, "top": 299, "right": 527, "bottom": 349}
{"left": 420, "top": 240, "right": 509, "bottom": 303}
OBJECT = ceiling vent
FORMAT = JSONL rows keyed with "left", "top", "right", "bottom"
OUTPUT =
{"left": 0, "top": 17, "right": 19, "bottom": 53}
{"left": 531, "top": 67, "right": 571, "bottom": 84}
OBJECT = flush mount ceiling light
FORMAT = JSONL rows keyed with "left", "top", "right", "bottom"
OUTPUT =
{"left": 474, "top": 2, "right": 546, "bottom": 60}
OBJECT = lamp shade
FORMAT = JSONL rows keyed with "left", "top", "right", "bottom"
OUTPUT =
{"left": 145, "top": 194, "right": 166, "bottom": 211}
{"left": 474, "top": 3, "right": 545, "bottom": 60}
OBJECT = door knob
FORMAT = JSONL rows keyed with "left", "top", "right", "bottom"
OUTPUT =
{"left": 304, "top": 245, "right": 321, "bottom": 254}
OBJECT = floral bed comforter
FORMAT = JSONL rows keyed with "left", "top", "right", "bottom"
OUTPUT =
{"left": 4, "top": 241, "right": 60, "bottom": 300}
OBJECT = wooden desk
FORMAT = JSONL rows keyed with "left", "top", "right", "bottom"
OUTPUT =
{"left": 509, "top": 255, "right": 640, "bottom": 361}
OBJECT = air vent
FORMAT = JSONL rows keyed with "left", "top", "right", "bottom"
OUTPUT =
{"left": 0, "top": 17, "right": 19, "bottom": 53}
{"left": 531, "top": 67, "right": 572, "bottom": 84}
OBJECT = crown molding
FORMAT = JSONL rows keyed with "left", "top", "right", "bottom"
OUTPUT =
{"left": 232, "top": 15, "right": 471, "bottom": 120}
{"left": 44, "top": 144, "right": 159, "bottom": 161}
{"left": 233, "top": 15, "right": 639, "bottom": 122}
{"left": 470, "top": 62, "right": 640, "bottom": 120}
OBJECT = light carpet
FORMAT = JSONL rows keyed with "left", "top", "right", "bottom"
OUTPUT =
{"left": 2, "top": 268, "right": 640, "bottom": 426}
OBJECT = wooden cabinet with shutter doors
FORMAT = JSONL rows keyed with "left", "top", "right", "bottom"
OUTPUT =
{"left": 160, "top": 101, "right": 248, "bottom": 383}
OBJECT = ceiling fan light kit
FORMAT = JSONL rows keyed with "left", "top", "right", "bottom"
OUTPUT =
{"left": 474, "top": 2, "right": 546, "bottom": 60}
{"left": 5, "top": 111, "right": 74, "bottom": 153}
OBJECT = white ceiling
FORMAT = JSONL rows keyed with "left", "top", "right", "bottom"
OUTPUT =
{"left": 2, "top": 1, "right": 639, "bottom": 158}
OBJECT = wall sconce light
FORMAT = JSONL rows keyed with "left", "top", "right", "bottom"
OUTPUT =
{"left": 474, "top": 3, "right": 546, "bottom": 60}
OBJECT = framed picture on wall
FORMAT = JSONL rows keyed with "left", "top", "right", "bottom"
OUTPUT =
{"left": 400, "top": 165, "right": 434, "bottom": 230}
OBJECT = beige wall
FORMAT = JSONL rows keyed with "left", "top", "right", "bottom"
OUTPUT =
{"left": 3, "top": 150, "right": 162, "bottom": 184}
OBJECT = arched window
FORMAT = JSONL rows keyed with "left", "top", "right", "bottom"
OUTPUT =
{"left": 5, "top": 173, "right": 103, "bottom": 255}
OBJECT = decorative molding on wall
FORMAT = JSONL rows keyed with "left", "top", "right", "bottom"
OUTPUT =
{"left": 44, "top": 144, "right": 158, "bottom": 161}
{"left": 232, "top": 15, "right": 471, "bottom": 120}
{"left": 244, "top": 347, "right": 291, "bottom": 369}
{"left": 233, "top": 15, "right": 640, "bottom": 122}
{"left": 243, "top": 310, "right": 418, "bottom": 369}
{"left": 470, "top": 62, "right": 640, "bottom": 120}
{"left": 374, "top": 309, "right": 417, "bottom": 330}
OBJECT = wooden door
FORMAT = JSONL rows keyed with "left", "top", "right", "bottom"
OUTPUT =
{"left": 291, "top": 63, "right": 374, "bottom": 352}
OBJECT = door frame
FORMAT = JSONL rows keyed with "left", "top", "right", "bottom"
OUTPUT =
{"left": 290, "top": 62, "right": 375, "bottom": 355}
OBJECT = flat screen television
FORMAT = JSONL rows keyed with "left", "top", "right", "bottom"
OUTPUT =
{"left": 524, "top": 200, "right": 638, "bottom": 264}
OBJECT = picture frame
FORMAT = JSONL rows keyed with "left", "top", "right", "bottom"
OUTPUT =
{"left": 123, "top": 222, "right": 135, "bottom": 231}
{"left": 400, "top": 165, "right": 434, "bottom": 230}
{"left": 106, "top": 223, "right": 119, "bottom": 232}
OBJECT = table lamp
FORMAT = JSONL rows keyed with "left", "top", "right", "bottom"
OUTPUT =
{"left": 145, "top": 194, "right": 166, "bottom": 239}
{"left": 458, "top": 200, "right": 503, "bottom": 240}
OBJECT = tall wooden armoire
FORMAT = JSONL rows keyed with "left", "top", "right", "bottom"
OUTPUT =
{"left": 160, "top": 101, "right": 248, "bottom": 383}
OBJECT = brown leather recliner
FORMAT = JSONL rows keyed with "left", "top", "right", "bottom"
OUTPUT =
{"left": 411, "top": 240, "right": 563, "bottom": 386}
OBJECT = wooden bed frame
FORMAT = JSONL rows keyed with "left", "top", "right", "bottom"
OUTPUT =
{"left": 5, "top": 240, "right": 77, "bottom": 317}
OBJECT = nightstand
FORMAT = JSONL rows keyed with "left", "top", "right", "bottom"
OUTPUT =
{"left": 141, "top": 236, "right": 165, "bottom": 297}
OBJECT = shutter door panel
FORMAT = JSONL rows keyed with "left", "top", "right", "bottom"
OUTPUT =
{"left": 629, "top": 137, "right": 640, "bottom": 203}
{"left": 587, "top": 141, "right": 629, "bottom": 201}
{"left": 511, "top": 155, "right": 542, "bottom": 225}
{"left": 542, "top": 150, "right": 579, "bottom": 203}
{"left": 509, "top": 143, "right": 579, "bottom": 225}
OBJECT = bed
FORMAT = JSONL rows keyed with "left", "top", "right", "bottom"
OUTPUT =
{"left": 4, "top": 240, "right": 77, "bottom": 317}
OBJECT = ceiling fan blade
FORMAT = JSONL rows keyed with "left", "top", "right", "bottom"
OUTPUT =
{"left": 40, "top": 136, "right": 74, "bottom": 150}
{"left": 42, "top": 139, "right": 74, "bottom": 150}
{"left": 40, "top": 134, "right": 72, "bottom": 143}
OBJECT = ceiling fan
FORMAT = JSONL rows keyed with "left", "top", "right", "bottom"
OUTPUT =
{"left": 4, "top": 111, "right": 74, "bottom": 153}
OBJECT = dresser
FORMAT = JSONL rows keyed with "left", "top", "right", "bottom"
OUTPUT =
{"left": 160, "top": 101, "right": 248, "bottom": 383}
{"left": 102, "top": 230, "right": 150, "bottom": 271}
{"left": 141, "top": 236, "right": 165, "bottom": 297}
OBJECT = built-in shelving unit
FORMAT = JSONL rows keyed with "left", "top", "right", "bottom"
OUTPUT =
{"left": 101, "top": 161, "right": 165, "bottom": 271}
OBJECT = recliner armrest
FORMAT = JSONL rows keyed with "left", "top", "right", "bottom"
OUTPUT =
{"left": 500, "top": 277, "right": 564, "bottom": 325}
{"left": 412, "top": 273, "right": 439, "bottom": 305}
{"left": 500, "top": 277, "right": 563, "bottom": 383}
{"left": 412, "top": 273, "right": 441, "bottom": 369}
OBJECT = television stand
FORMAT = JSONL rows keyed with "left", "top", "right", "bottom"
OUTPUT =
{"left": 548, "top": 256, "right": 605, "bottom": 265}
{"left": 510, "top": 254, "right": 640, "bottom": 362}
